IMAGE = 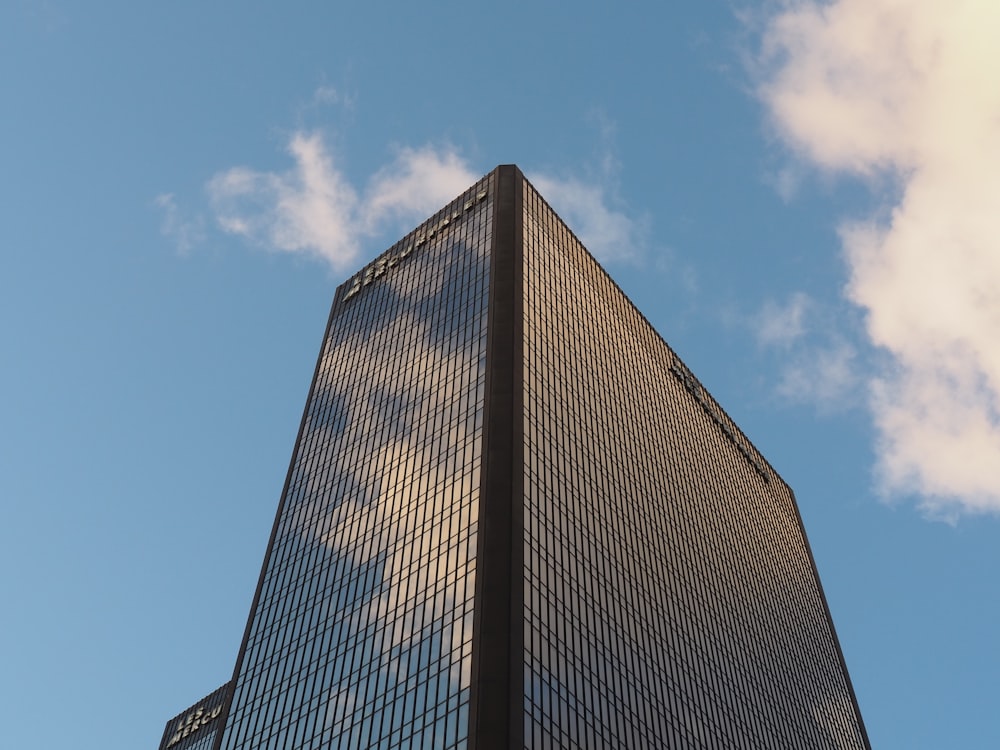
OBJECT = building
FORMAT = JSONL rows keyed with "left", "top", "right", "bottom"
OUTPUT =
{"left": 159, "top": 165, "right": 871, "bottom": 749}
{"left": 158, "top": 683, "right": 231, "bottom": 750}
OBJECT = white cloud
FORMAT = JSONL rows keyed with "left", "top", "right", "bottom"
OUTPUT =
{"left": 206, "top": 133, "right": 476, "bottom": 272}
{"left": 364, "top": 147, "right": 479, "bottom": 233}
{"left": 206, "top": 130, "right": 640, "bottom": 272}
{"left": 757, "top": 0, "right": 1000, "bottom": 515}
{"left": 207, "top": 132, "right": 361, "bottom": 269}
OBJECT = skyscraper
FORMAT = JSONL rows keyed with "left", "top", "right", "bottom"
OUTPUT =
{"left": 159, "top": 165, "right": 870, "bottom": 749}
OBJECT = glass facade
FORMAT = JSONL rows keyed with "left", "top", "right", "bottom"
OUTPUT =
{"left": 158, "top": 683, "right": 231, "bottom": 750}
{"left": 159, "top": 165, "right": 869, "bottom": 750}
{"left": 217, "top": 176, "right": 494, "bottom": 750}
{"left": 521, "top": 178, "right": 868, "bottom": 749}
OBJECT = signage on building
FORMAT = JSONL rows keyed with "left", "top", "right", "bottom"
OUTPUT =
{"left": 670, "top": 358, "right": 769, "bottom": 482}
{"left": 342, "top": 190, "right": 489, "bottom": 303}
{"left": 166, "top": 704, "right": 223, "bottom": 748}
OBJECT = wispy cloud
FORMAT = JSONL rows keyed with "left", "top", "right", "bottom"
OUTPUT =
{"left": 529, "top": 174, "right": 641, "bottom": 263}
{"left": 754, "top": 292, "right": 811, "bottom": 347}
{"left": 363, "top": 147, "right": 479, "bottom": 233}
{"left": 753, "top": 293, "right": 861, "bottom": 411}
{"left": 756, "top": 0, "right": 1000, "bottom": 516}
{"left": 776, "top": 338, "right": 860, "bottom": 410}
{"left": 311, "top": 85, "right": 340, "bottom": 106}
{"left": 529, "top": 112, "right": 645, "bottom": 264}
{"left": 203, "top": 121, "right": 641, "bottom": 272}
{"left": 206, "top": 133, "right": 477, "bottom": 271}
{"left": 154, "top": 193, "right": 204, "bottom": 253}
{"left": 762, "top": 163, "right": 805, "bottom": 204}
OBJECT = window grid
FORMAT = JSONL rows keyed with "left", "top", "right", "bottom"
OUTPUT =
{"left": 520, "top": 180, "right": 867, "bottom": 749}
{"left": 220, "top": 176, "right": 494, "bottom": 750}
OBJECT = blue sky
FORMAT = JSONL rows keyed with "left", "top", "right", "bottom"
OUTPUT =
{"left": 2, "top": 1, "right": 999, "bottom": 748}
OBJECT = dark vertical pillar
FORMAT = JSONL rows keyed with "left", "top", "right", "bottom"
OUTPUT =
{"left": 469, "top": 165, "right": 524, "bottom": 750}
